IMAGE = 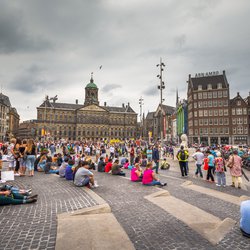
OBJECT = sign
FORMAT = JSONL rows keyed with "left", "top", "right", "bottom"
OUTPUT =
{"left": 195, "top": 71, "right": 219, "bottom": 78}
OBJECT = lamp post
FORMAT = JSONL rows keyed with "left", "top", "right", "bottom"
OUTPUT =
{"left": 156, "top": 58, "right": 165, "bottom": 146}
{"left": 139, "top": 96, "right": 144, "bottom": 139}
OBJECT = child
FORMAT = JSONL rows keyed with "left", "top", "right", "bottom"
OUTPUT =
{"left": 123, "top": 159, "right": 129, "bottom": 169}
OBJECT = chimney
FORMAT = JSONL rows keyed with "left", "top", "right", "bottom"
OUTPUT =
{"left": 104, "top": 102, "right": 107, "bottom": 106}
{"left": 237, "top": 92, "right": 240, "bottom": 96}
{"left": 128, "top": 102, "right": 130, "bottom": 107}
{"left": 76, "top": 99, "right": 78, "bottom": 104}
{"left": 122, "top": 103, "right": 125, "bottom": 108}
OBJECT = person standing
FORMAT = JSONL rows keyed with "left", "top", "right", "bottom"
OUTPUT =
{"left": 214, "top": 152, "right": 226, "bottom": 187}
{"left": 192, "top": 148, "right": 204, "bottom": 178}
{"left": 152, "top": 145, "right": 160, "bottom": 174}
{"left": 130, "top": 145, "right": 135, "bottom": 165}
{"left": 227, "top": 150, "right": 243, "bottom": 189}
{"left": 25, "top": 139, "right": 37, "bottom": 177}
{"left": 206, "top": 151, "right": 215, "bottom": 182}
{"left": 146, "top": 146, "right": 153, "bottom": 162}
{"left": 176, "top": 145, "right": 189, "bottom": 177}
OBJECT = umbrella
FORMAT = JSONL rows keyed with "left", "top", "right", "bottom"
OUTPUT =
{"left": 242, "top": 169, "right": 249, "bottom": 182}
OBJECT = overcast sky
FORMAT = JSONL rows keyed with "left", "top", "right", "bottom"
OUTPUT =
{"left": 1, "top": 0, "right": 250, "bottom": 122}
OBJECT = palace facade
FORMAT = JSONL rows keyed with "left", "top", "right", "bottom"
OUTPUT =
{"left": 35, "top": 75, "right": 138, "bottom": 141}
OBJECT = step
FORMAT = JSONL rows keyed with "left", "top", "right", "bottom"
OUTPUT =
{"left": 144, "top": 190, "right": 236, "bottom": 245}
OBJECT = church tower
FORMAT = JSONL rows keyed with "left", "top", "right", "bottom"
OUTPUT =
{"left": 84, "top": 73, "right": 99, "bottom": 106}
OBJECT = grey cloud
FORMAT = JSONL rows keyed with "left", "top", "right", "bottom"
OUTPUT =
{"left": 142, "top": 85, "right": 159, "bottom": 96}
{"left": 102, "top": 84, "right": 122, "bottom": 92}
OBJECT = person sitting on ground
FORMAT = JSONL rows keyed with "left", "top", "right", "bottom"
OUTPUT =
{"left": 37, "top": 154, "right": 47, "bottom": 172}
{"left": 240, "top": 200, "right": 250, "bottom": 238}
{"left": 111, "top": 159, "right": 126, "bottom": 176}
{"left": 59, "top": 157, "right": 69, "bottom": 178}
{"left": 131, "top": 163, "right": 143, "bottom": 182}
{"left": 123, "top": 159, "right": 130, "bottom": 169}
{"left": 57, "top": 153, "right": 63, "bottom": 167}
{"left": 74, "top": 161, "right": 98, "bottom": 188}
{"left": 141, "top": 155, "right": 147, "bottom": 168}
{"left": 0, "top": 189, "right": 38, "bottom": 205}
{"left": 104, "top": 154, "right": 109, "bottom": 163}
{"left": 105, "top": 158, "right": 113, "bottom": 173}
{"left": 65, "top": 159, "right": 75, "bottom": 180}
{"left": 142, "top": 162, "right": 167, "bottom": 187}
{"left": 160, "top": 158, "right": 170, "bottom": 170}
{"left": 97, "top": 157, "right": 106, "bottom": 172}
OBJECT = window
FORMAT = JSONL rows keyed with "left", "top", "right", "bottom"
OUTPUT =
{"left": 193, "top": 94, "right": 197, "bottom": 100}
{"left": 194, "top": 102, "right": 197, "bottom": 108}
{"left": 204, "top": 110, "right": 208, "bottom": 116}
{"left": 237, "top": 100, "right": 241, "bottom": 106}
{"left": 224, "top": 109, "right": 228, "bottom": 116}
{"left": 195, "top": 129, "right": 198, "bottom": 135}
{"left": 210, "top": 127, "right": 213, "bottom": 134}
{"left": 194, "top": 120, "right": 198, "bottom": 126}
{"left": 214, "top": 118, "right": 218, "bottom": 125}
{"left": 224, "top": 100, "right": 228, "bottom": 106}
{"left": 244, "top": 118, "right": 247, "bottom": 124}
{"left": 219, "top": 118, "right": 223, "bottom": 125}
{"left": 214, "top": 110, "right": 218, "bottom": 116}
{"left": 224, "top": 118, "right": 229, "bottom": 125}
{"left": 233, "top": 128, "right": 236, "bottom": 134}
{"left": 208, "top": 101, "right": 212, "bottom": 107}
{"left": 199, "top": 119, "right": 203, "bottom": 125}
{"left": 218, "top": 100, "right": 222, "bottom": 107}
{"left": 223, "top": 91, "right": 228, "bottom": 97}
{"left": 213, "top": 92, "right": 217, "bottom": 98}
{"left": 214, "top": 128, "right": 218, "bottom": 134}
{"left": 232, "top": 108, "right": 235, "bottom": 115}
{"left": 225, "top": 127, "right": 229, "bottom": 134}
{"left": 243, "top": 108, "right": 247, "bottom": 115}
{"left": 198, "top": 102, "right": 202, "bottom": 108}
{"left": 207, "top": 84, "right": 212, "bottom": 90}
{"left": 204, "top": 119, "right": 208, "bottom": 125}
{"left": 203, "top": 101, "right": 207, "bottom": 108}
{"left": 236, "top": 108, "right": 242, "bottom": 115}
{"left": 209, "top": 110, "right": 213, "bottom": 116}
{"left": 237, "top": 127, "right": 243, "bottom": 134}
{"left": 204, "top": 128, "right": 208, "bottom": 134}
{"left": 203, "top": 92, "right": 207, "bottom": 99}
{"left": 218, "top": 91, "right": 222, "bottom": 97}
{"left": 217, "top": 83, "right": 222, "bottom": 89}
{"left": 237, "top": 118, "right": 243, "bottom": 124}
{"left": 194, "top": 111, "right": 197, "bottom": 117}
{"left": 220, "top": 127, "right": 224, "bottom": 134}
{"left": 232, "top": 118, "right": 236, "bottom": 125}
{"left": 208, "top": 92, "right": 212, "bottom": 98}
{"left": 199, "top": 110, "right": 203, "bottom": 117}
{"left": 219, "top": 109, "right": 223, "bottom": 116}
{"left": 209, "top": 119, "right": 213, "bottom": 125}
{"left": 244, "top": 127, "right": 248, "bottom": 134}
{"left": 198, "top": 85, "right": 202, "bottom": 90}
{"left": 199, "top": 128, "right": 203, "bottom": 134}
{"left": 213, "top": 100, "right": 217, "bottom": 107}
{"left": 198, "top": 93, "right": 202, "bottom": 99}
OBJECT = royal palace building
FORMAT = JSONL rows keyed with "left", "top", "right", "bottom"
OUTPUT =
{"left": 36, "top": 75, "right": 138, "bottom": 141}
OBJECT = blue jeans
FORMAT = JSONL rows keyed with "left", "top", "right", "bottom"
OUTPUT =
{"left": 153, "top": 161, "right": 159, "bottom": 174}
{"left": 144, "top": 180, "right": 162, "bottom": 186}
{"left": 216, "top": 172, "right": 226, "bottom": 186}
{"left": 195, "top": 164, "right": 203, "bottom": 177}
{"left": 26, "top": 155, "right": 36, "bottom": 171}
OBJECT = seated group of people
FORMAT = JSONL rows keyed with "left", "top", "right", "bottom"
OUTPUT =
{"left": 0, "top": 184, "right": 38, "bottom": 206}
{"left": 58, "top": 157, "right": 98, "bottom": 188}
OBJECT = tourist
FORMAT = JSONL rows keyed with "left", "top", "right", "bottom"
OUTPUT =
{"left": 214, "top": 152, "right": 226, "bottom": 187}
{"left": 111, "top": 159, "right": 126, "bottom": 176}
{"left": 97, "top": 156, "right": 106, "bottom": 172}
{"left": 59, "top": 157, "right": 69, "bottom": 178}
{"left": 7, "top": 138, "right": 16, "bottom": 171}
{"left": 65, "top": 159, "right": 75, "bottom": 180}
{"left": 105, "top": 158, "right": 113, "bottom": 173}
{"left": 142, "top": 162, "right": 167, "bottom": 187}
{"left": 176, "top": 145, "right": 189, "bottom": 177}
{"left": 152, "top": 145, "right": 160, "bottom": 174}
{"left": 227, "top": 150, "right": 243, "bottom": 189}
{"left": 160, "top": 158, "right": 170, "bottom": 170}
{"left": 131, "top": 163, "right": 143, "bottom": 182}
{"left": 192, "top": 148, "right": 204, "bottom": 178}
{"left": 74, "top": 161, "right": 98, "bottom": 188}
{"left": 19, "top": 139, "right": 27, "bottom": 176}
{"left": 25, "top": 139, "right": 37, "bottom": 177}
{"left": 240, "top": 200, "right": 250, "bottom": 238}
{"left": 146, "top": 146, "right": 152, "bottom": 162}
{"left": 206, "top": 151, "right": 215, "bottom": 182}
{"left": 130, "top": 145, "right": 135, "bottom": 165}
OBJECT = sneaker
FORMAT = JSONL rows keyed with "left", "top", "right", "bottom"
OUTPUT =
{"left": 161, "top": 183, "right": 167, "bottom": 186}
{"left": 14, "top": 173, "right": 20, "bottom": 176}
{"left": 216, "top": 184, "right": 221, "bottom": 187}
{"left": 28, "top": 194, "right": 38, "bottom": 199}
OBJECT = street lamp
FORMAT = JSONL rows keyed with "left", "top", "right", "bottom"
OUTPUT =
{"left": 139, "top": 96, "right": 144, "bottom": 138}
{"left": 157, "top": 58, "right": 166, "bottom": 146}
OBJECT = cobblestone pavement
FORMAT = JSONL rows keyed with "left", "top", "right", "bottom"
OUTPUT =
{"left": 93, "top": 160, "right": 250, "bottom": 250}
{"left": 0, "top": 173, "right": 98, "bottom": 250}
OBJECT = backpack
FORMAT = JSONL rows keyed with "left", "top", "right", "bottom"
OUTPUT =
{"left": 179, "top": 150, "right": 186, "bottom": 161}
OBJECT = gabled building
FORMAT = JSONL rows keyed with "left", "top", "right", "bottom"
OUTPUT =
{"left": 230, "top": 92, "right": 249, "bottom": 145}
{"left": 187, "top": 70, "right": 230, "bottom": 145}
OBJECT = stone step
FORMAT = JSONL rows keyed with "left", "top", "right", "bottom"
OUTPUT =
{"left": 144, "top": 190, "right": 236, "bottom": 245}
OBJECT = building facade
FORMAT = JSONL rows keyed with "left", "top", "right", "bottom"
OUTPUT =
{"left": 187, "top": 71, "right": 230, "bottom": 145}
{"left": 230, "top": 92, "right": 249, "bottom": 145}
{"left": 0, "top": 93, "right": 20, "bottom": 141}
{"left": 36, "top": 76, "right": 137, "bottom": 141}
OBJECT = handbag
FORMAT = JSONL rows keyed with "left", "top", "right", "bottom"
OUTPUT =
{"left": 227, "top": 156, "right": 234, "bottom": 168}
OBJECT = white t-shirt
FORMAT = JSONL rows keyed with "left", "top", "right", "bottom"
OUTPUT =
{"left": 192, "top": 152, "right": 204, "bottom": 165}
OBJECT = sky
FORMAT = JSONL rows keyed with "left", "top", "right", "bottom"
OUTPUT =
{"left": 0, "top": 0, "right": 250, "bottom": 122}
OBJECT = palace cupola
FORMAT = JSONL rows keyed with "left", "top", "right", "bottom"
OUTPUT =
{"left": 84, "top": 73, "right": 99, "bottom": 106}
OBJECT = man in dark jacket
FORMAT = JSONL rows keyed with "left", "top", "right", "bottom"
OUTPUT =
{"left": 152, "top": 145, "right": 160, "bottom": 174}
{"left": 97, "top": 157, "right": 106, "bottom": 172}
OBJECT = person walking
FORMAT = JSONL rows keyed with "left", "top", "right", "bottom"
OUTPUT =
{"left": 206, "top": 151, "right": 215, "bottom": 182}
{"left": 176, "top": 145, "right": 189, "bottom": 177}
{"left": 214, "top": 152, "right": 226, "bottom": 187}
{"left": 192, "top": 148, "right": 204, "bottom": 178}
{"left": 227, "top": 150, "right": 243, "bottom": 189}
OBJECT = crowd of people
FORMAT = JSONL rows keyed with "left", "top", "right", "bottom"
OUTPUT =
{"left": 0, "top": 138, "right": 250, "bottom": 238}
